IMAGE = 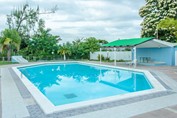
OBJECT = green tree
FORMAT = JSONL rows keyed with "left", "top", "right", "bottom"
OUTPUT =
{"left": 69, "top": 37, "right": 102, "bottom": 59}
{"left": 139, "top": 0, "right": 177, "bottom": 42}
{"left": 157, "top": 18, "right": 177, "bottom": 42}
{"left": 70, "top": 38, "right": 85, "bottom": 59}
{"left": 58, "top": 44, "right": 71, "bottom": 60}
{"left": 0, "top": 29, "right": 21, "bottom": 61}
{"left": 7, "top": 4, "right": 40, "bottom": 49}
{"left": 84, "top": 37, "right": 100, "bottom": 56}
{"left": 23, "top": 28, "right": 60, "bottom": 60}
{"left": 98, "top": 39, "right": 108, "bottom": 45}
{"left": 7, "top": 4, "right": 58, "bottom": 49}
{"left": 56, "top": 37, "right": 105, "bottom": 60}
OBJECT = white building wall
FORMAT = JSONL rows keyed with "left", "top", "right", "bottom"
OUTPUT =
{"left": 90, "top": 51, "right": 132, "bottom": 60}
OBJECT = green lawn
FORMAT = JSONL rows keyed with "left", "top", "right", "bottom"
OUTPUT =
{"left": 0, "top": 61, "right": 18, "bottom": 65}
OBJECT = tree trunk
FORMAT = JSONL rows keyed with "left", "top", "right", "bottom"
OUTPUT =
{"left": 7, "top": 45, "right": 11, "bottom": 61}
{"left": 64, "top": 54, "right": 66, "bottom": 61}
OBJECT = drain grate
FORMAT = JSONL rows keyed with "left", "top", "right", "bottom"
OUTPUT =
{"left": 64, "top": 93, "right": 77, "bottom": 99}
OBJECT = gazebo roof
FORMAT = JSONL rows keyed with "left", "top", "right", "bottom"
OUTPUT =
{"left": 102, "top": 37, "right": 153, "bottom": 47}
{"left": 102, "top": 37, "right": 175, "bottom": 48}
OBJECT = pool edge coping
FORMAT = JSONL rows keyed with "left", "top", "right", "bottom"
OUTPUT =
{"left": 12, "top": 61, "right": 167, "bottom": 114}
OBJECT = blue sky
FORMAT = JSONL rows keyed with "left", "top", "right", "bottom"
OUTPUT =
{"left": 0, "top": 0, "right": 145, "bottom": 43}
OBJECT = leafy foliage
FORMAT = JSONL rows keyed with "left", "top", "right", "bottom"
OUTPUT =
{"left": 70, "top": 39, "right": 85, "bottom": 59}
{"left": 7, "top": 4, "right": 40, "bottom": 48}
{"left": 98, "top": 39, "right": 108, "bottom": 44}
{"left": 83, "top": 37, "right": 100, "bottom": 59}
{"left": 58, "top": 37, "right": 105, "bottom": 60}
{"left": 2, "top": 3, "right": 108, "bottom": 61}
{"left": 58, "top": 44, "right": 71, "bottom": 60}
{"left": 0, "top": 29, "right": 21, "bottom": 61}
{"left": 139, "top": 0, "right": 177, "bottom": 42}
{"left": 84, "top": 37, "right": 100, "bottom": 53}
{"left": 157, "top": 18, "right": 177, "bottom": 42}
{"left": 20, "top": 28, "right": 60, "bottom": 60}
{"left": 97, "top": 54, "right": 104, "bottom": 61}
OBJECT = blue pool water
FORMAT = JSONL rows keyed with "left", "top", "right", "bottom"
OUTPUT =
{"left": 19, "top": 63, "right": 153, "bottom": 106}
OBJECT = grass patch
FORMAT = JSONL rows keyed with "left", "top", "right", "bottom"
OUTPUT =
{"left": 0, "top": 61, "right": 18, "bottom": 65}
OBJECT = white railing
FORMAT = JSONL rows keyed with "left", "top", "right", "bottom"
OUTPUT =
{"left": 90, "top": 51, "right": 132, "bottom": 61}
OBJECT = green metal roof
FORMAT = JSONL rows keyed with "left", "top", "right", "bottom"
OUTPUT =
{"left": 103, "top": 37, "right": 154, "bottom": 47}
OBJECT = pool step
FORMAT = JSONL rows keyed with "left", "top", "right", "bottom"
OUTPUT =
{"left": 1, "top": 68, "right": 30, "bottom": 118}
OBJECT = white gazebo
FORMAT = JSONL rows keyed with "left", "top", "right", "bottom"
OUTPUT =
{"left": 101, "top": 37, "right": 176, "bottom": 67}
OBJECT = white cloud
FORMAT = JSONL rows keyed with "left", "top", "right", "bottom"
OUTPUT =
{"left": 0, "top": 14, "right": 7, "bottom": 31}
{"left": 0, "top": 0, "right": 145, "bottom": 43}
{"left": 0, "top": 0, "right": 23, "bottom": 2}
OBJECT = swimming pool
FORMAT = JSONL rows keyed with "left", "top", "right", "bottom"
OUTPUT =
{"left": 13, "top": 62, "right": 165, "bottom": 114}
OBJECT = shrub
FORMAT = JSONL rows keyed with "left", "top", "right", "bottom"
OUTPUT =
{"left": 105, "top": 57, "right": 110, "bottom": 61}
{"left": 97, "top": 54, "right": 104, "bottom": 60}
{"left": 117, "top": 59, "right": 126, "bottom": 62}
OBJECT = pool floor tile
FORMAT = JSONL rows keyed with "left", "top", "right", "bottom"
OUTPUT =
{"left": 64, "top": 93, "right": 77, "bottom": 99}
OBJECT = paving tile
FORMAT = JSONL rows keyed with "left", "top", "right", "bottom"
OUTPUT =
{"left": 24, "top": 97, "right": 36, "bottom": 106}
{"left": 132, "top": 109, "right": 177, "bottom": 118}
{"left": 9, "top": 68, "right": 31, "bottom": 99}
{"left": 27, "top": 105, "right": 46, "bottom": 118}
{"left": 1, "top": 68, "right": 29, "bottom": 118}
{"left": 169, "top": 105, "right": 177, "bottom": 111}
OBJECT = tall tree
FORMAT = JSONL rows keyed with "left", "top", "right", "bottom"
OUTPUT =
{"left": 81, "top": 37, "right": 100, "bottom": 59}
{"left": 58, "top": 44, "right": 71, "bottom": 61}
{"left": 7, "top": 4, "right": 39, "bottom": 48}
{"left": 84, "top": 37, "right": 100, "bottom": 53}
{"left": 7, "top": 4, "right": 58, "bottom": 49}
{"left": 60, "top": 37, "right": 102, "bottom": 60}
{"left": 98, "top": 39, "right": 108, "bottom": 45}
{"left": 70, "top": 39, "right": 85, "bottom": 59}
{"left": 139, "top": 0, "right": 177, "bottom": 42}
{"left": 28, "top": 29, "right": 60, "bottom": 58}
{"left": 0, "top": 29, "right": 21, "bottom": 61}
{"left": 157, "top": 18, "right": 177, "bottom": 42}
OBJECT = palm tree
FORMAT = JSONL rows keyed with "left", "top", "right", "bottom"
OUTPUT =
{"left": 58, "top": 45, "right": 71, "bottom": 61}
{"left": 0, "top": 29, "right": 21, "bottom": 61}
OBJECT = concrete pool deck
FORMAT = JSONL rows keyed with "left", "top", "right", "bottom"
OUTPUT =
{"left": 1, "top": 61, "right": 177, "bottom": 118}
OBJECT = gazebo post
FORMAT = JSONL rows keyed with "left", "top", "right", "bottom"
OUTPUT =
{"left": 134, "top": 73, "right": 137, "bottom": 91}
{"left": 100, "top": 48, "right": 102, "bottom": 64}
{"left": 114, "top": 47, "right": 116, "bottom": 66}
{"left": 133, "top": 46, "right": 137, "bottom": 68}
